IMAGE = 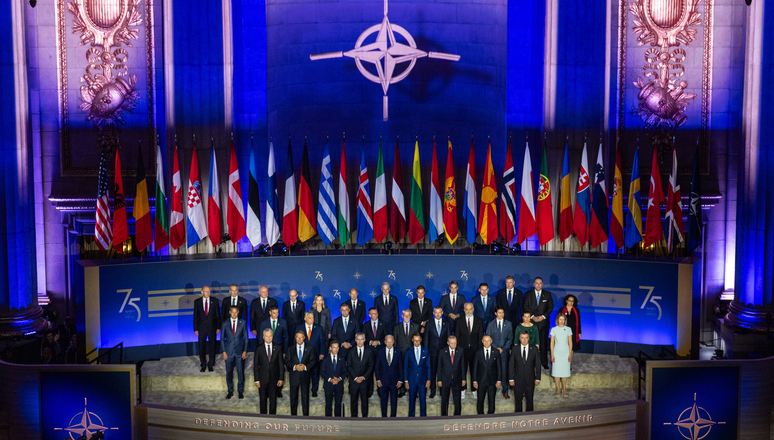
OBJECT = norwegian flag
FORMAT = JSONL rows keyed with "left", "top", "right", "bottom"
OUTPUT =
{"left": 499, "top": 139, "right": 516, "bottom": 243}
{"left": 94, "top": 148, "right": 112, "bottom": 251}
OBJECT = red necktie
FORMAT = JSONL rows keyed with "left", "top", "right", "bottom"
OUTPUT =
{"left": 232, "top": 320, "right": 236, "bottom": 335}
{"left": 451, "top": 349, "right": 454, "bottom": 364}
{"left": 268, "top": 344, "right": 272, "bottom": 359}
{"left": 452, "top": 295, "right": 456, "bottom": 310}
{"left": 204, "top": 300, "right": 208, "bottom": 315}
{"left": 373, "top": 322, "right": 377, "bottom": 337}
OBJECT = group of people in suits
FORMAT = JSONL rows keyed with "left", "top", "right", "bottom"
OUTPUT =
{"left": 191, "top": 275, "right": 581, "bottom": 416}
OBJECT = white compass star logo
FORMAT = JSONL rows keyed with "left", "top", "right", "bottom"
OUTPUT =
{"left": 55, "top": 398, "right": 118, "bottom": 439}
{"left": 310, "top": 0, "right": 459, "bottom": 120}
{"left": 664, "top": 393, "right": 725, "bottom": 440}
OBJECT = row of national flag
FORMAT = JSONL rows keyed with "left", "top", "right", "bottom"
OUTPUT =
{"left": 95, "top": 136, "right": 703, "bottom": 254}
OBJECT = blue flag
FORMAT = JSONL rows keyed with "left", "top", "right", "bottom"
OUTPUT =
{"left": 356, "top": 149, "right": 374, "bottom": 246}
{"left": 317, "top": 143, "right": 337, "bottom": 246}
{"left": 625, "top": 147, "right": 643, "bottom": 248}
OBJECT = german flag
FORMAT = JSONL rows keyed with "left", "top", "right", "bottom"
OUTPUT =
{"left": 298, "top": 139, "right": 316, "bottom": 242}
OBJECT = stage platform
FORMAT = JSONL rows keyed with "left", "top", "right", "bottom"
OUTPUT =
{"left": 141, "top": 353, "right": 639, "bottom": 416}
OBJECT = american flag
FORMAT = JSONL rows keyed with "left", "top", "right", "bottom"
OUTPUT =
{"left": 95, "top": 148, "right": 113, "bottom": 251}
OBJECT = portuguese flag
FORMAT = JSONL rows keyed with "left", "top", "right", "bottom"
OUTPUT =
{"left": 408, "top": 141, "right": 425, "bottom": 245}
{"left": 535, "top": 141, "right": 554, "bottom": 245}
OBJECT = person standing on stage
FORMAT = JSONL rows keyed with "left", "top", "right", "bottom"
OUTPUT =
{"left": 424, "top": 305, "right": 450, "bottom": 399}
{"left": 220, "top": 305, "right": 248, "bottom": 399}
{"left": 374, "top": 335, "right": 403, "bottom": 417}
{"left": 440, "top": 280, "right": 465, "bottom": 322}
{"left": 436, "top": 335, "right": 465, "bottom": 416}
{"left": 320, "top": 340, "right": 347, "bottom": 417}
{"left": 559, "top": 294, "right": 582, "bottom": 353}
{"left": 250, "top": 285, "right": 277, "bottom": 337}
{"left": 343, "top": 288, "right": 366, "bottom": 326}
{"left": 310, "top": 294, "right": 332, "bottom": 343}
{"left": 472, "top": 335, "right": 501, "bottom": 414}
{"left": 331, "top": 303, "right": 358, "bottom": 359}
{"left": 193, "top": 285, "right": 220, "bottom": 373}
{"left": 496, "top": 275, "right": 522, "bottom": 326}
{"left": 394, "top": 308, "right": 419, "bottom": 397}
{"left": 254, "top": 328, "right": 283, "bottom": 414}
{"left": 346, "top": 332, "right": 374, "bottom": 417}
{"left": 550, "top": 313, "right": 573, "bottom": 397}
{"left": 282, "top": 289, "right": 306, "bottom": 337}
{"left": 403, "top": 333, "right": 431, "bottom": 417}
{"left": 486, "top": 306, "right": 513, "bottom": 399}
{"left": 409, "top": 285, "right": 433, "bottom": 337}
{"left": 286, "top": 331, "right": 317, "bottom": 416}
{"left": 259, "top": 305, "right": 289, "bottom": 398}
{"left": 298, "top": 311, "right": 326, "bottom": 398}
{"left": 375, "top": 282, "right": 399, "bottom": 336}
{"left": 455, "top": 302, "right": 483, "bottom": 399}
{"left": 221, "top": 283, "right": 248, "bottom": 322}
{"left": 521, "top": 277, "right": 553, "bottom": 369}
{"left": 472, "top": 283, "right": 496, "bottom": 330}
{"left": 364, "top": 307, "right": 385, "bottom": 397}
{"left": 514, "top": 311, "right": 540, "bottom": 349}
{"left": 509, "top": 330, "right": 541, "bottom": 412}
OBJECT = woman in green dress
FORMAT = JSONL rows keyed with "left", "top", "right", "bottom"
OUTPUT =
{"left": 514, "top": 311, "right": 539, "bottom": 349}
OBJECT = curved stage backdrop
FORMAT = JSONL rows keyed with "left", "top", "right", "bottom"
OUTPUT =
{"left": 76, "top": 255, "right": 693, "bottom": 355}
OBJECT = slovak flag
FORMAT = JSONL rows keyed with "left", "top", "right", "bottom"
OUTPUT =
{"left": 187, "top": 143, "right": 209, "bottom": 247}
{"left": 573, "top": 142, "right": 591, "bottom": 247}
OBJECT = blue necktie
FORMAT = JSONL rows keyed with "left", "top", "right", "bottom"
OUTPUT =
{"left": 344, "top": 318, "right": 348, "bottom": 333}
{"left": 298, "top": 346, "right": 302, "bottom": 361}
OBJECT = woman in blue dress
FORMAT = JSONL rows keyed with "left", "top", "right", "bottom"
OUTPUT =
{"left": 550, "top": 313, "right": 573, "bottom": 397}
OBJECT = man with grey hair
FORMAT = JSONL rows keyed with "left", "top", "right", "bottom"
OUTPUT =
{"left": 250, "top": 285, "right": 277, "bottom": 336}
{"left": 375, "top": 335, "right": 403, "bottom": 417}
{"left": 394, "top": 308, "right": 418, "bottom": 398}
{"left": 346, "top": 332, "right": 374, "bottom": 417}
{"left": 222, "top": 283, "right": 248, "bottom": 322}
{"left": 496, "top": 275, "right": 522, "bottom": 326}
{"left": 194, "top": 285, "right": 220, "bottom": 372}
{"left": 455, "top": 302, "right": 483, "bottom": 399}
{"left": 375, "top": 282, "right": 399, "bottom": 336}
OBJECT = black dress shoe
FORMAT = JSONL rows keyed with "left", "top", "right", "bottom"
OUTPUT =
{"left": 312, "top": 391, "right": 318, "bottom": 398}
{"left": 277, "top": 391, "right": 283, "bottom": 398}
{"left": 208, "top": 366, "right": 214, "bottom": 372}
{"left": 429, "top": 391, "right": 436, "bottom": 399}
{"left": 226, "top": 392, "right": 233, "bottom": 399}
{"left": 238, "top": 392, "right": 244, "bottom": 399}
{"left": 200, "top": 367, "right": 206, "bottom": 372}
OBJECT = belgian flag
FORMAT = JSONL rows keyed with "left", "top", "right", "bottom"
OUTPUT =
{"left": 134, "top": 142, "right": 153, "bottom": 252}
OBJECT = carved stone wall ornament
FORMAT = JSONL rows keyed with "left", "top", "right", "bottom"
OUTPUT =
{"left": 630, "top": 0, "right": 701, "bottom": 128}
{"left": 68, "top": 0, "right": 142, "bottom": 127}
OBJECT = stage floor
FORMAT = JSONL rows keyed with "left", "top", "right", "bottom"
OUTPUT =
{"left": 141, "top": 353, "right": 639, "bottom": 416}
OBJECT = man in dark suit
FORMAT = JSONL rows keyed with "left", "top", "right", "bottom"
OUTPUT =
{"left": 364, "top": 307, "right": 386, "bottom": 397}
{"left": 374, "top": 335, "right": 403, "bottom": 417}
{"left": 509, "top": 330, "right": 541, "bottom": 412}
{"left": 394, "top": 308, "right": 419, "bottom": 397}
{"left": 403, "top": 333, "right": 431, "bottom": 417}
{"left": 221, "top": 283, "right": 248, "bottom": 322}
{"left": 220, "top": 306, "right": 249, "bottom": 399}
{"left": 496, "top": 275, "right": 522, "bottom": 325}
{"left": 455, "top": 302, "right": 483, "bottom": 399}
{"left": 343, "top": 288, "right": 367, "bottom": 326}
{"left": 409, "top": 285, "right": 433, "bottom": 338}
{"left": 472, "top": 283, "right": 496, "bottom": 331}
{"left": 346, "top": 333, "right": 374, "bottom": 417}
{"left": 375, "top": 282, "right": 399, "bottom": 335}
{"left": 436, "top": 335, "right": 465, "bottom": 416}
{"left": 282, "top": 289, "right": 305, "bottom": 336}
{"left": 472, "top": 335, "right": 502, "bottom": 414}
{"left": 521, "top": 276, "right": 553, "bottom": 369}
{"left": 331, "top": 303, "right": 358, "bottom": 359}
{"left": 194, "top": 286, "right": 220, "bottom": 372}
{"left": 439, "top": 280, "right": 465, "bottom": 323}
{"left": 424, "top": 306, "right": 450, "bottom": 399}
{"left": 253, "top": 329, "right": 284, "bottom": 414}
{"left": 286, "top": 331, "right": 318, "bottom": 416}
{"left": 250, "top": 285, "right": 277, "bottom": 337}
{"left": 259, "top": 306, "right": 289, "bottom": 351}
{"left": 297, "top": 312, "right": 326, "bottom": 397}
{"left": 320, "top": 340, "right": 347, "bottom": 417}
{"left": 487, "top": 306, "right": 514, "bottom": 399}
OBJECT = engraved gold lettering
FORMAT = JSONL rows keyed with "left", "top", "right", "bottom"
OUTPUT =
{"left": 195, "top": 418, "right": 201, "bottom": 425}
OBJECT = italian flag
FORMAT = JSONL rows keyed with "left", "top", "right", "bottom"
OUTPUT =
{"left": 373, "top": 139, "right": 388, "bottom": 242}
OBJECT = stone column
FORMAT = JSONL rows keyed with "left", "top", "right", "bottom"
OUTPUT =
{"left": 0, "top": 0, "right": 47, "bottom": 338}
{"left": 726, "top": 0, "right": 774, "bottom": 334}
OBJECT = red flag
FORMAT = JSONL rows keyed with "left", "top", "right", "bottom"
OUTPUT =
{"left": 170, "top": 142, "right": 186, "bottom": 249}
{"left": 499, "top": 139, "right": 516, "bottom": 243}
{"left": 227, "top": 140, "right": 246, "bottom": 244}
{"left": 389, "top": 139, "right": 406, "bottom": 243}
{"left": 112, "top": 149, "right": 129, "bottom": 252}
{"left": 535, "top": 141, "right": 554, "bottom": 245}
{"left": 643, "top": 147, "right": 665, "bottom": 247}
{"left": 517, "top": 142, "right": 536, "bottom": 244}
{"left": 477, "top": 140, "right": 498, "bottom": 244}
{"left": 443, "top": 139, "right": 459, "bottom": 243}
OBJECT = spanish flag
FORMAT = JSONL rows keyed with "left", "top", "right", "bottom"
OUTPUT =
{"left": 610, "top": 140, "right": 625, "bottom": 249}
{"left": 478, "top": 140, "right": 498, "bottom": 244}
{"left": 298, "top": 139, "right": 316, "bottom": 242}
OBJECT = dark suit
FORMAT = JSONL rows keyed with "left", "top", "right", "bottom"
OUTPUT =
{"left": 253, "top": 342, "right": 283, "bottom": 414}
{"left": 394, "top": 320, "right": 420, "bottom": 355}
{"left": 455, "top": 315, "right": 483, "bottom": 391}
{"left": 496, "top": 287, "right": 523, "bottom": 325}
{"left": 346, "top": 346, "right": 374, "bottom": 417}
{"left": 472, "top": 348, "right": 502, "bottom": 414}
{"left": 221, "top": 295, "right": 248, "bottom": 322}
{"left": 436, "top": 347, "right": 465, "bottom": 416}
{"left": 423, "top": 318, "right": 450, "bottom": 394}
{"left": 509, "top": 344, "right": 541, "bottom": 412}
{"left": 298, "top": 322, "right": 326, "bottom": 394}
{"left": 487, "top": 319, "right": 514, "bottom": 395}
{"left": 259, "top": 318, "right": 289, "bottom": 351}
{"left": 439, "top": 293, "right": 465, "bottom": 322}
{"left": 471, "top": 294, "right": 496, "bottom": 331}
{"left": 409, "top": 297, "right": 433, "bottom": 331}
{"left": 343, "top": 299, "right": 367, "bottom": 326}
{"left": 403, "top": 345, "right": 431, "bottom": 417}
{"left": 364, "top": 319, "right": 386, "bottom": 395}
{"left": 522, "top": 289, "right": 553, "bottom": 367}
{"left": 220, "top": 318, "right": 249, "bottom": 393}
{"left": 320, "top": 353, "right": 347, "bottom": 417}
{"left": 282, "top": 300, "right": 306, "bottom": 335}
{"left": 330, "top": 316, "right": 359, "bottom": 359}
{"left": 374, "top": 347, "right": 403, "bottom": 417}
{"left": 193, "top": 296, "right": 220, "bottom": 369}
{"left": 250, "top": 297, "right": 278, "bottom": 335}
{"left": 285, "top": 343, "right": 317, "bottom": 415}
{"left": 374, "top": 294, "right": 399, "bottom": 335}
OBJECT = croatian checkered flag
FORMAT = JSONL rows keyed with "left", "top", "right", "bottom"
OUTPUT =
{"left": 186, "top": 142, "right": 209, "bottom": 247}
{"left": 94, "top": 148, "right": 112, "bottom": 251}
